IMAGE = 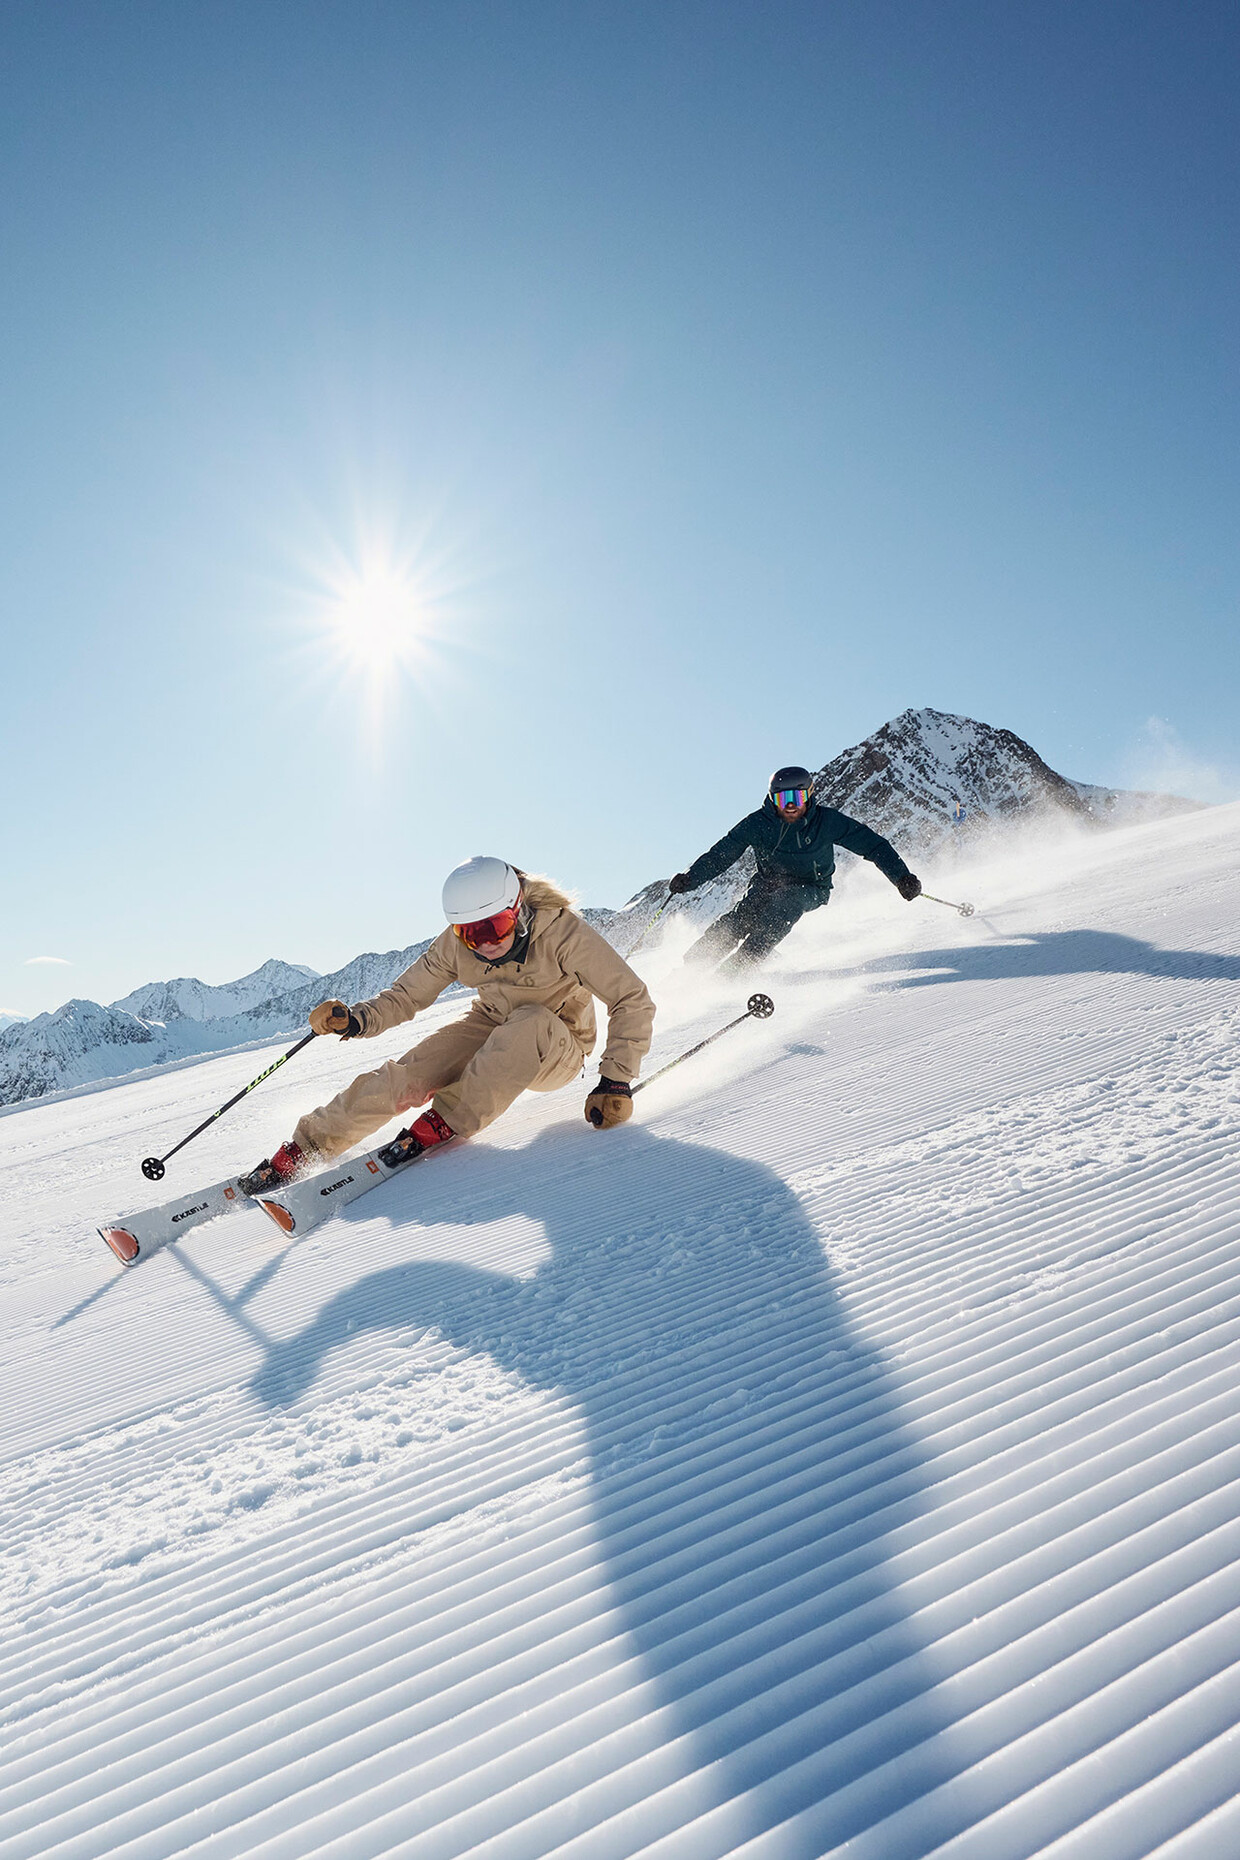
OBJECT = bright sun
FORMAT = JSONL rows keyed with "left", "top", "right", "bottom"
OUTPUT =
{"left": 295, "top": 525, "right": 463, "bottom": 755}
{"left": 329, "top": 566, "right": 425, "bottom": 671}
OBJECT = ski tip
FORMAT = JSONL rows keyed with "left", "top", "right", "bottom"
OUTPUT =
{"left": 99, "top": 1226, "right": 140, "bottom": 1265}
{"left": 257, "top": 1198, "right": 296, "bottom": 1235}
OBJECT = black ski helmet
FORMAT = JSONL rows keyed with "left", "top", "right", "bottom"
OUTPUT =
{"left": 768, "top": 765, "right": 814, "bottom": 798}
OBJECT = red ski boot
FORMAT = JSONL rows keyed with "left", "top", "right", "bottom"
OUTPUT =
{"left": 377, "top": 1108, "right": 455, "bottom": 1169}
{"left": 239, "top": 1140, "right": 309, "bottom": 1198}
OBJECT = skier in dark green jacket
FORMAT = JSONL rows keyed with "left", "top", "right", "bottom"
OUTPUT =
{"left": 667, "top": 765, "right": 922, "bottom": 972}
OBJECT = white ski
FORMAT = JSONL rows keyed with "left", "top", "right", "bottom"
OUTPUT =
{"left": 250, "top": 1140, "right": 433, "bottom": 1239}
{"left": 98, "top": 1175, "right": 250, "bottom": 1267}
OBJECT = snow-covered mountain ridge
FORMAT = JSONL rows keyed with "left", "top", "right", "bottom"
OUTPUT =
{"left": 111, "top": 957, "right": 320, "bottom": 1024}
{"left": 815, "top": 707, "right": 1195, "bottom": 842}
{"left": 0, "top": 943, "right": 436, "bottom": 1108}
{"left": 0, "top": 709, "right": 1196, "bottom": 1105}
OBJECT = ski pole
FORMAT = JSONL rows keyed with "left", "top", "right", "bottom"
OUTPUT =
{"left": 921, "top": 892, "right": 975, "bottom": 918}
{"left": 625, "top": 992, "right": 775, "bottom": 1109}
{"left": 141, "top": 1031, "right": 319, "bottom": 1181}
{"left": 627, "top": 899, "right": 669, "bottom": 959}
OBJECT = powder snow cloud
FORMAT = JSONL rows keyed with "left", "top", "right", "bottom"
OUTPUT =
{"left": 1125, "top": 716, "right": 1239, "bottom": 806}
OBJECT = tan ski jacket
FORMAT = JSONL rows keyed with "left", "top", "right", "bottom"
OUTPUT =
{"left": 347, "top": 875, "right": 655, "bottom": 1084}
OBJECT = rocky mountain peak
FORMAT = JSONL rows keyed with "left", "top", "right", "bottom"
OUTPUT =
{"left": 811, "top": 707, "right": 1197, "bottom": 855}
{"left": 812, "top": 706, "right": 1089, "bottom": 852}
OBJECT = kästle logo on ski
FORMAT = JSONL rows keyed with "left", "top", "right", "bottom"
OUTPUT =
{"left": 171, "top": 1201, "right": 208, "bottom": 1223}
{"left": 320, "top": 1174, "right": 354, "bottom": 1197}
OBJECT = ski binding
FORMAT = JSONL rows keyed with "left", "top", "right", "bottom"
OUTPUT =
{"left": 250, "top": 1132, "right": 434, "bottom": 1239}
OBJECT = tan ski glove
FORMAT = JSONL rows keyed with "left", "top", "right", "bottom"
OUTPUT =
{"left": 309, "top": 999, "right": 352, "bottom": 1036}
{"left": 586, "top": 1077, "right": 634, "bottom": 1129}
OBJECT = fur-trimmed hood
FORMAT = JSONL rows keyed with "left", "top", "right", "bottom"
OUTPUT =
{"left": 515, "top": 870, "right": 576, "bottom": 915}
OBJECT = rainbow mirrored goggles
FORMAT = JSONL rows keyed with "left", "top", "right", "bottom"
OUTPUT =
{"left": 771, "top": 786, "right": 810, "bottom": 811}
{"left": 453, "top": 903, "right": 522, "bottom": 951}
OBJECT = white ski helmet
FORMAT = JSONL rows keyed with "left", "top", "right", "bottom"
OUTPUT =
{"left": 441, "top": 856, "right": 522, "bottom": 925}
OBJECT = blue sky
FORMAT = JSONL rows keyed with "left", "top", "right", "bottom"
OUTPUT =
{"left": 4, "top": 0, "right": 1238, "bottom": 1016}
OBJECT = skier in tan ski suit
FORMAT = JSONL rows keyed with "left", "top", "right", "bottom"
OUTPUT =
{"left": 240, "top": 859, "right": 654, "bottom": 1192}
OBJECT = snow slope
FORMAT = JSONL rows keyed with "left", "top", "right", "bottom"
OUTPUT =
{"left": 1, "top": 802, "right": 1238, "bottom": 1858}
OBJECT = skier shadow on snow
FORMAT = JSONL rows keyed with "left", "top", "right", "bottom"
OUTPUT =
{"left": 253, "top": 1124, "right": 962, "bottom": 1848}
{"left": 859, "top": 926, "right": 1240, "bottom": 989}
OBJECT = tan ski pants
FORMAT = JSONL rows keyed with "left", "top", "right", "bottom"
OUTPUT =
{"left": 293, "top": 1003, "right": 586, "bottom": 1158}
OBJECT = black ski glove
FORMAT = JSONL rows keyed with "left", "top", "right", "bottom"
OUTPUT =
{"left": 586, "top": 1077, "right": 633, "bottom": 1129}
{"left": 896, "top": 873, "right": 922, "bottom": 901}
{"left": 667, "top": 873, "right": 692, "bottom": 895}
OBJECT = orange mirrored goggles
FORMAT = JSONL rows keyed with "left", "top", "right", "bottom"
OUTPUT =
{"left": 453, "top": 904, "right": 522, "bottom": 951}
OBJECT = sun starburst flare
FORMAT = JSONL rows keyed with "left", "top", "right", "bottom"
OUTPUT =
{"left": 274, "top": 496, "right": 492, "bottom": 772}
{"left": 319, "top": 557, "right": 434, "bottom": 678}
{"left": 287, "top": 524, "right": 470, "bottom": 763}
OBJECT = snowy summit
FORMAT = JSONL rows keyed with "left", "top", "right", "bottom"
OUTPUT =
{"left": 813, "top": 707, "right": 1197, "bottom": 852}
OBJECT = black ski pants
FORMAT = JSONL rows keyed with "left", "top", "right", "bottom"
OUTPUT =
{"left": 685, "top": 877, "right": 823, "bottom": 973}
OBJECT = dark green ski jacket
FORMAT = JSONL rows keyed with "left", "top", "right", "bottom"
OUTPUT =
{"left": 682, "top": 797, "right": 911, "bottom": 902}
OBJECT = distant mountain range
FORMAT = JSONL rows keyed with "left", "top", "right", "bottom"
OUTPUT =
{"left": 0, "top": 946, "right": 437, "bottom": 1109}
{"left": 110, "top": 957, "right": 322, "bottom": 1025}
{"left": 1, "top": 708, "right": 1198, "bottom": 1106}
